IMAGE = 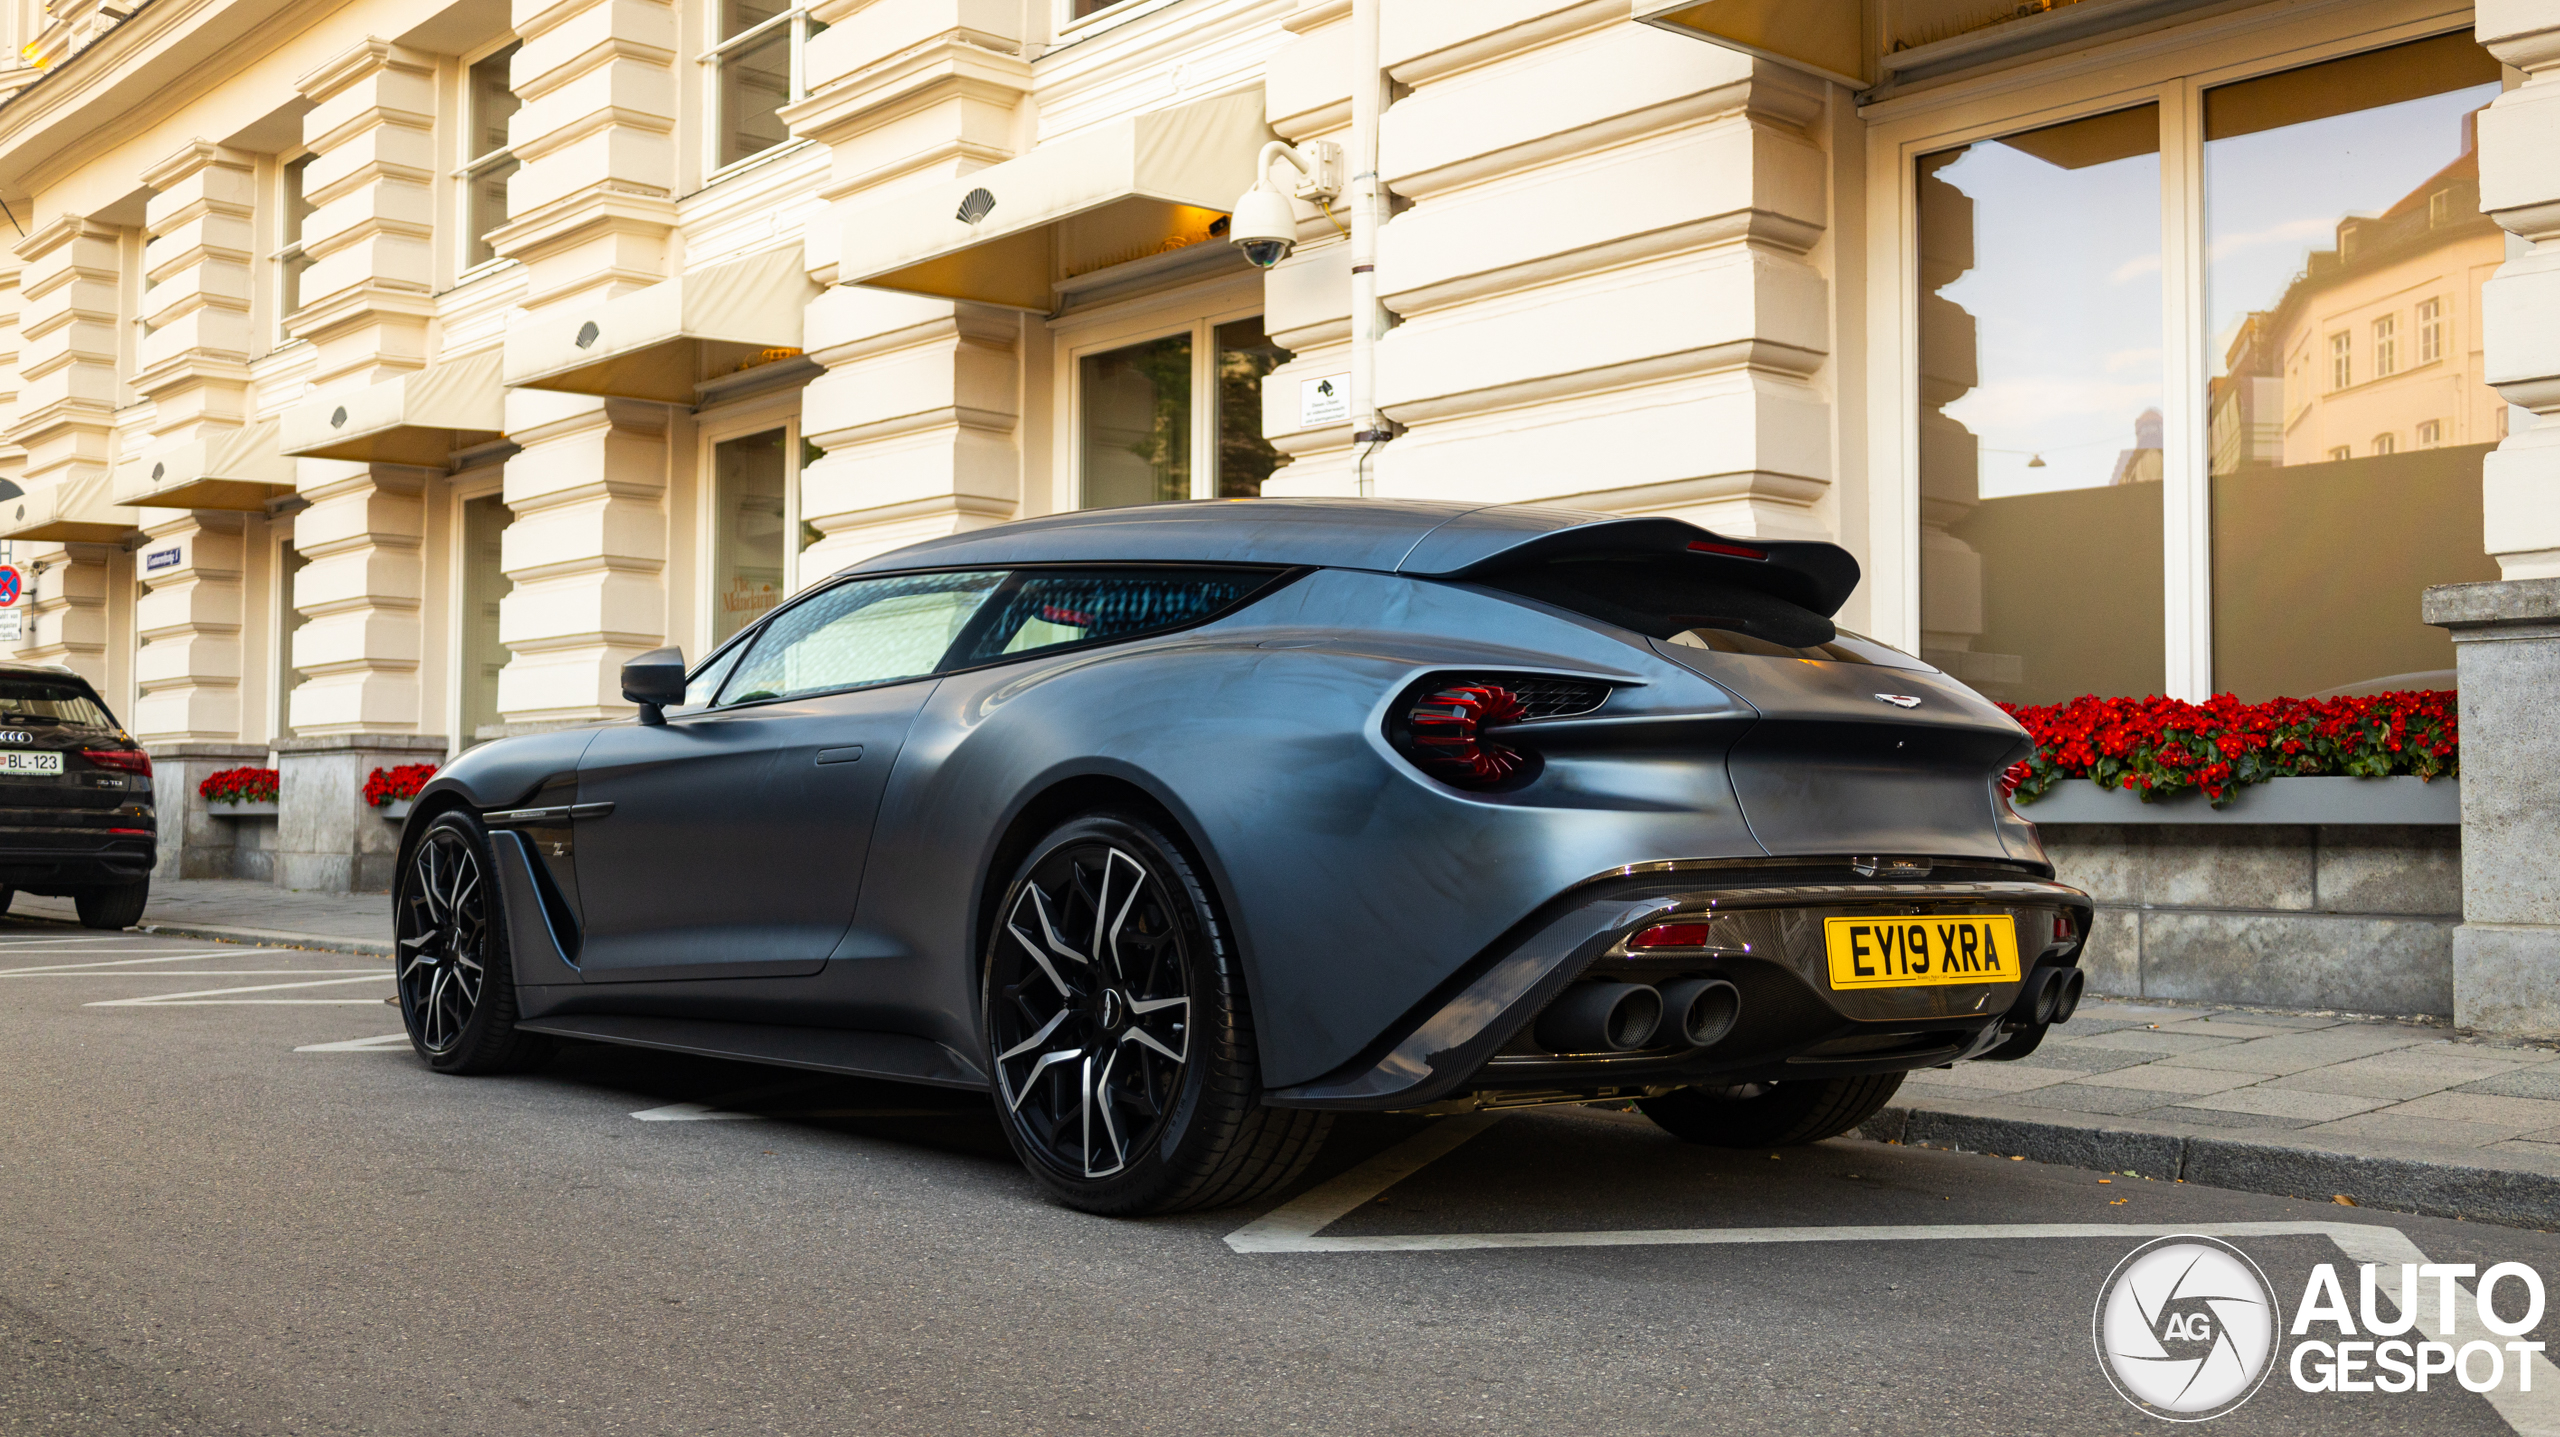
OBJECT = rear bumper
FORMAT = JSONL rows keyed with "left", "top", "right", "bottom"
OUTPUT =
{"left": 1263, "top": 861, "right": 2093, "bottom": 1112}
{"left": 0, "top": 825, "right": 157, "bottom": 889}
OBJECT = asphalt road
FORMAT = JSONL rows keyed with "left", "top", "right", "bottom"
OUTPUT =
{"left": 5, "top": 923, "right": 2558, "bottom": 1437}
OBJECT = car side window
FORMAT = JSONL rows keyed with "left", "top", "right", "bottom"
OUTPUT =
{"left": 938, "top": 568, "right": 1271, "bottom": 670}
{"left": 715, "top": 571, "right": 1007, "bottom": 706}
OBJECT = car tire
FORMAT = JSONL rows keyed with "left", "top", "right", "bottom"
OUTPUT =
{"left": 1638, "top": 1072, "right": 1906, "bottom": 1148}
{"left": 396, "top": 810, "right": 553, "bottom": 1076}
{"left": 983, "top": 810, "right": 1330, "bottom": 1216}
{"left": 73, "top": 879, "right": 148, "bottom": 930}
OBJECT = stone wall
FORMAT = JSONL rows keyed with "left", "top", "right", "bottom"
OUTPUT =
{"left": 2046, "top": 824, "right": 2461, "bottom": 1017}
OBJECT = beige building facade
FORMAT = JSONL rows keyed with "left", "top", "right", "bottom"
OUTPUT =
{"left": 0, "top": 0, "right": 2557, "bottom": 1027}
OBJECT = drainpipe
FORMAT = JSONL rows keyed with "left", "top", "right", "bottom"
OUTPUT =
{"left": 1348, "top": 0, "right": 1391, "bottom": 497}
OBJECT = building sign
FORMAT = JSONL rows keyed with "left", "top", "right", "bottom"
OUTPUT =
{"left": 0, "top": 611, "right": 22, "bottom": 642}
{"left": 1299, "top": 375, "right": 1350, "bottom": 427}
{"left": 145, "top": 546, "right": 183, "bottom": 573}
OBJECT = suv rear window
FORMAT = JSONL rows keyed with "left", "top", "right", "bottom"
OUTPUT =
{"left": 0, "top": 676, "right": 115, "bottom": 728}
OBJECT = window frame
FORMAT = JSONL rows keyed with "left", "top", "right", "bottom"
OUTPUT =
{"left": 1052, "top": 273, "right": 1279, "bottom": 512}
{"left": 700, "top": 3, "right": 818, "bottom": 182}
{"left": 695, "top": 393, "right": 816, "bottom": 651}
{"left": 1862, "top": 0, "right": 2502, "bottom": 701}
{"left": 447, "top": 465, "right": 510, "bottom": 752}
{"left": 454, "top": 38, "right": 523, "bottom": 280}
{"left": 272, "top": 153, "right": 313, "bottom": 350}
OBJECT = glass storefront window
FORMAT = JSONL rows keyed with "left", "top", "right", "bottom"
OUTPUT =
{"left": 711, "top": 428, "right": 789, "bottom": 645}
{"left": 1080, "top": 333, "right": 1193, "bottom": 509}
{"left": 2203, "top": 33, "right": 2503, "bottom": 699}
{"left": 1916, "top": 105, "right": 2165, "bottom": 704}
{"left": 1214, "top": 318, "right": 1288, "bottom": 499}
{"left": 460, "top": 495, "right": 512, "bottom": 744}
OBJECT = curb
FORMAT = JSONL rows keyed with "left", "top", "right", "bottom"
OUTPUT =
{"left": 5, "top": 910, "right": 391, "bottom": 958}
{"left": 1860, "top": 1101, "right": 2560, "bottom": 1232}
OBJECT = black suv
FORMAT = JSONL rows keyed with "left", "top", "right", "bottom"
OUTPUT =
{"left": 0, "top": 661, "right": 155, "bottom": 928}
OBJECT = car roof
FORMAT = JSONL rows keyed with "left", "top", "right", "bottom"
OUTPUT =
{"left": 0, "top": 659, "right": 87, "bottom": 680}
{"left": 834, "top": 499, "right": 1862, "bottom": 615}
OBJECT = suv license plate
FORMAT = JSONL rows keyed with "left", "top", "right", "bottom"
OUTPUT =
{"left": 0, "top": 751, "right": 64, "bottom": 776}
{"left": 1824, "top": 914, "right": 2020, "bottom": 990}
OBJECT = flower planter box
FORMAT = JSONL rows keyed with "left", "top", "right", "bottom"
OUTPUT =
{"left": 2021, "top": 774, "right": 2458, "bottom": 826}
{"left": 207, "top": 800, "right": 279, "bottom": 819}
{"left": 377, "top": 798, "right": 415, "bottom": 821}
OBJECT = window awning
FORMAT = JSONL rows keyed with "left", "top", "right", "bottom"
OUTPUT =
{"left": 1636, "top": 0, "right": 1870, "bottom": 88}
{"left": 111, "top": 419, "right": 296, "bottom": 512}
{"left": 0, "top": 471, "right": 144, "bottom": 543}
{"left": 281, "top": 351, "right": 506, "bottom": 465}
{"left": 503, "top": 247, "right": 822, "bottom": 403}
{"left": 837, "top": 89, "right": 1274, "bottom": 311}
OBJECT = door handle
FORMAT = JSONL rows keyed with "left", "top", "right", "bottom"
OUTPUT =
{"left": 815, "top": 746, "right": 864, "bottom": 765}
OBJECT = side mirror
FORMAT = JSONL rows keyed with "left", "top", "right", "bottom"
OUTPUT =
{"left": 621, "top": 646, "right": 687, "bottom": 725}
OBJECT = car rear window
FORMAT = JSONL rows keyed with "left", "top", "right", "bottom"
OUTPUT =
{"left": 1478, "top": 554, "right": 1842, "bottom": 650}
{"left": 939, "top": 568, "right": 1278, "bottom": 669}
{"left": 0, "top": 676, "right": 116, "bottom": 728}
{"left": 1662, "top": 627, "right": 1932, "bottom": 669}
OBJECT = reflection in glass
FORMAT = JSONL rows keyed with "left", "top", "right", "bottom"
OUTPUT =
{"left": 460, "top": 495, "right": 512, "bottom": 745}
{"left": 2204, "top": 34, "right": 2503, "bottom": 699}
{"left": 1214, "top": 318, "right": 1290, "bottom": 498}
{"left": 1080, "top": 333, "right": 1192, "bottom": 509}
{"left": 1917, "top": 104, "right": 2165, "bottom": 703}
{"left": 717, "top": 0, "right": 792, "bottom": 169}
{"left": 278, "top": 157, "right": 313, "bottom": 340}
{"left": 712, "top": 428, "right": 788, "bottom": 645}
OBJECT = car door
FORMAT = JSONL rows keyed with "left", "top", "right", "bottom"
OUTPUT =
{"left": 569, "top": 569, "right": 1008, "bottom": 982}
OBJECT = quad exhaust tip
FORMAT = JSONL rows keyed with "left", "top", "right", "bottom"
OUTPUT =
{"left": 1535, "top": 977, "right": 1745, "bottom": 1054}
{"left": 1658, "top": 977, "right": 1741, "bottom": 1049}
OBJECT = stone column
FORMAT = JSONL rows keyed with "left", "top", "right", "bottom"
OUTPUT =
{"left": 783, "top": 0, "right": 1031, "bottom": 572}
{"left": 0, "top": 253, "right": 24, "bottom": 489}
{"left": 9, "top": 213, "right": 123, "bottom": 685}
{"left": 274, "top": 732, "right": 449, "bottom": 892}
{"left": 491, "top": 0, "right": 681, "bottom": 719}
{"left": 2429, "top": 4, "right": 2560, "bottom": 1028}
{"left": 291, "top": 40, "right": 436, "bottom": 387}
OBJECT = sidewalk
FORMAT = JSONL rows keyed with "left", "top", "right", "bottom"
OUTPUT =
{"left": 6, "top": 878, "right": 392, "bottom": 955}
{"left": 1868, "top": 996, "right": 2560, "bottom": 1229}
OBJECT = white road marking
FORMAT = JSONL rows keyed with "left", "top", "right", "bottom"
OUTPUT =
{"left": 1225, "top": 1116, "right": 2560, "bottom": 1435}
{"left": 294, "top": 1033, "right": 415, "bottom": 1052}
{"left": 633, "top": 1101, "right": 766, "bottom": 1122}
{"left": 0, "top": 952, "right": 262, "bottom": 974}
{"left": 9, "top": 970, "right": 382, "bottom": 978}
{"left": 85, "top": 974, "right": 392, "bottom": 1006}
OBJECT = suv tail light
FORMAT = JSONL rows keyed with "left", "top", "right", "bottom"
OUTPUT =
{"left": 81, "top": 748, "right": 152, "bottom": 778}
{"left": 1390, "top": 673, "right": 1608, "bottom": 790}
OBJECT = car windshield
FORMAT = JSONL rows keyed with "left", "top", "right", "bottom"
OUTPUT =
{"left": 0, "top": 677, "right": 115, "bottom": 727}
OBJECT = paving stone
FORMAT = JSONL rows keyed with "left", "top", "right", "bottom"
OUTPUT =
{"left": 2156, "top": 1026, "right": 2435, "bottom": 1074}
{"left": 2162, "top": 1107, "right": 2317, "bottom": 1132}
{"left": 2202, "top": 1011, "right": 2354, "bottom": 1031}
{"left": 1906, "top": 1063, "right": 2083, "bottom": 1093}
{"left": 2008, "top": 1046, "right": 2164, "bottom": 1074}
{"left": 2377, "top": 1091, "right": 2560, "bottom": 1130}
{"left": 2061, "top": 1030, "right": 2243, "bottom": 1056}
{"left": 2002, "top": 1084, "right": 2192, "bottom": 1117}
{"left": 2173, "top": 1087, "right": 2390, "bottom": 1122}
{"left": 2075, "top": 1064, "right": 2274, "bottom": 1096}
{"left": 2048, "top": 1018, "right": 2154, "bottom": 1036}
{"left": 2263, "top": 1065, "right": 2485, "bottom": 1103}
{"left": 2455, "top": 1067, "right": 2560, "bottom": 1102}
{"left": 2300, "top": 1112, "right": 2522, "bottom": 1149}
{"left": 2072, "top": 1002, "right": 2212, "bottom": 1025}
{"left": 2148, "top": 1018, "right": 2298, "bottom": 1040}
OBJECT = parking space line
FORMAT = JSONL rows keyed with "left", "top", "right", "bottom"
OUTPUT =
{"left": 1223, "top": 1121, "right": 2560, "bottom": 1435}
{"left": 85, "top": 975, "right": 393, "bottom": 1006}
{"left": 9, "top": 970, "right": 381, "bottom": 978}
{"left": 294, "top": 1033, "right": 414, "bottom": 1052}
{"left": 0, "top": 952, "right": 259, "bottom": 974}
{"left": 633, "top": 1101, "right": 768, "bottom": 1121}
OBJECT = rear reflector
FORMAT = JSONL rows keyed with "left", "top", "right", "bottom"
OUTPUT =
{"left": 81, "top": 748, "right": 152, "bottom": 778}
{"left": 108, "top": 828, "right": 150, "bottom": 835}
{"left": 1628, "top": 921, "right": 1716, "bottom": 950}
{"left": 1687, "top": 539, "right": 1768, "bottom": 561}
{"left": 2052, "top": 911, "right": 2078, "bottom": 941}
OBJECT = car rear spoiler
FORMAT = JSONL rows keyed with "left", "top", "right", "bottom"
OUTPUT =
{"left": 1402, "top": 515, "right": 1861, "bottom": 618}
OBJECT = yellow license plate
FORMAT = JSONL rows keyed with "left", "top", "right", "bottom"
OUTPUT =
{"left": 1824, "top": 914, "right": 2020, "bottom": 990}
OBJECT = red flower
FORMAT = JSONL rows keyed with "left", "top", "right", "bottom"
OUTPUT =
{"left": 364, "top": 763, "right": 438, "bottom": 807}
{"left": 198, "top": 767, "right": 278, "bottom": 805}
{"left": 1998, "top": 690, "right": 2456, "bottom": 809}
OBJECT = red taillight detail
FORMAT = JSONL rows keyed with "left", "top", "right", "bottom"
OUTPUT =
{"left": 1406, "top": 683, "right": 1532, "bottom": 787}
{"left": 108, "top": 827, "right": 150, "bottom": 835}
{"left": 1687, "top": 539, "right": 1768, "bottom": 561}
{"left": 2052, "top": 911, "right": 2077, "bottom": 941}
{"left": 1999, "top": 760, "right": 2031, "bottom": 798}
{"left": 1629, "top": 921, "right": 1716, "bottom": 950}
{"left": 82, "top": 748, "right": 152, "bottom": 778}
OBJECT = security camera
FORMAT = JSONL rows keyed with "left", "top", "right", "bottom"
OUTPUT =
{"left": 1230, "top": 140, "right": 1341, "bottom": 271}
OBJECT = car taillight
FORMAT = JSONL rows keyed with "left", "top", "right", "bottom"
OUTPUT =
{"left": 1406, "top": 683, "right": 1533, "bottom": 787}
{"left": 1999, "top": 760, "right": 2030, "bottom": 798}
{"left": 1628, "top": 921, "right": 1716, "bottom": 950}
{"left": 81, "top": 748, "right": 152, "bottom": 778}
{"left": 2052, "top": 911, "right": 2078, "bottom": 941}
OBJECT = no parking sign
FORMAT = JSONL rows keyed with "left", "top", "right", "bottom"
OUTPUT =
{"left": 0, "top": 565, "right": 21, "bottom": 608}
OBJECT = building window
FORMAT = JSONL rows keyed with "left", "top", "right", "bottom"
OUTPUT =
{"left": 2328, "top": 332, "right": 2352, "bottom": 391}
{"left": 711, "top": 427, "right": 791, "bottom": 645}
{"left": 708, "top": 2, "right": 817, "bottom": 173}
{"left": 273, "top": 157, "right": 313, "bottom": 347}
{"left": 459, "top": 43, "right": 521, "bottom": 271}
{"left": 1075, "top": 315, "right": 1293, "bottom": 510}
{"left": 459, "top": 493, "right": 512, "bottom": 745}
{"left": 2203, "top": 32, "right": 2502, "bottom": 699}
{"left": 277, "top": 539, "right": 309, "bottom": 738}
{"left": 2417, "top": 419, "right": 2444, "bottom": 447}
{"left": 1069, "top": 1, "right": 1128, "bottom": 17}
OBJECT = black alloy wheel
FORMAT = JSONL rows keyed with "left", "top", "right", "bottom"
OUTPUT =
{"left": 1638, "top": 1072, "right": 1906, "bottom": 1148}
{"left": 983, "top": 812, "right": 1329, "bottom": 1215}
{"left": 395, "top": 811, "right": 550, "bottom": 1074}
